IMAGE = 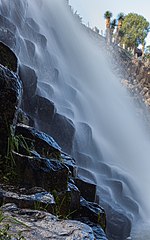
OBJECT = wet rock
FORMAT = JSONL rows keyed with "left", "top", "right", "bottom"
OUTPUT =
{"left": 61, "top": 151, "right": 77, "bottom": 177}
{"left": 105, "top": 179, "right": 140, "bottom": 215}
{"left": 74, "top": 176, "right": 96, "bottom": 202}
{"left": 79, "top": 219, "right": 108, "bottom": 240}
{"left": 36, "top": 95, "right": 56, "bottom": 123}
{"left": 19, "top": 64, "right": 37, "bottom": 99}
{"left": 25, "top": 39, "right": 36, "bottom": 59}
{"left": 0, "top": 64, "right": 22, "bottom": 155}
{"left": 38, "top": 82, "right": 54, "bottom": 97}
{"left": 15, "top": 123, "right": 61, "bottom": 159}
{"left": 26, "top": 17, "right": 40, "bottom": 32}
{"left": 13, "top": 152, "right": 69, "bottom": 192}
{"left": 52, "top": 182, "right": 80, "bottom": 217}
{"left": 102, "top": 202, "right": 132, "bottom": 240}
{"left": 17, "top": 108, "right": 30, "bottom": 125}
{"left": 0, "top": 15, "right": 17, "bottom": 34}
{"left": 50, "top": 113, "right": 75, "bottom": 154}
{"left": 0, "top": 28, "right": 17, "bottom": 51}
{"left": 36, "top": 33, "right": 47, "bottom": 49}
{"left": 73, "top": 197, "right": 106, "bottom": 231}
{"left": 0, "top": 203, "right": 95, "bottom": 240}
{"left": 0, "top": 41, "right": 18, "bottom": 72}
{"left": 20, "top": 22, "right": 47, "bottom": 49}
{"left": 0, "top": 188, "right": 55, "bottom": 212}
{"left": 68, "top": 182, "right": 80, "bottom": 212}
{"left": 35, "top": 112, "right": 75, "bottom": 155}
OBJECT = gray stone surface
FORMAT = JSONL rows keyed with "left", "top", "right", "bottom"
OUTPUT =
{"left": 0, "top": 203, "right": 95, "bottom": 240}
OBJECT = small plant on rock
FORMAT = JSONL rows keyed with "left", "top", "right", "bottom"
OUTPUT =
{"left": 0, "top": 210, "right": 27, "bottom": 240}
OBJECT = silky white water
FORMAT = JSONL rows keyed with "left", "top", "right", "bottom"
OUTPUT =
{"left": 1, "top": 0, "right": 150, "bottom": 238}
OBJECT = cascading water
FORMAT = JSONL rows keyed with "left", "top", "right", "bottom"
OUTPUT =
{"left": 1, "top": 0, "right": 150, "bottom": 238}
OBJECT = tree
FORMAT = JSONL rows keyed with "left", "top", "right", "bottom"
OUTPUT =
{"left": 120, "top": 13, "right": 149, "bottom": 52}
{"left": 145, "top": 45, "right": 150, "bottom": 53}
{"left": 104, "top": 11, "right": 112, "bottom": 29}
{"left": 117, "top": 12, "right": 125, "bottom": 31}
{"left": 104, "top": 11, "right": 112, "bottom": 44}
{"left": 114, "top": 13, "right": 125, "bottom": 44}
{"left": 110, "top": 19, "right": 116, "bottom": 31}
{"left": 110, "top": 19, "right": 116, "bottom": 42}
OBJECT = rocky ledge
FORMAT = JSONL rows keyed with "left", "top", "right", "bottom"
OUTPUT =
{"left": 0, "top": 203, "right": 96, "bottom": 240}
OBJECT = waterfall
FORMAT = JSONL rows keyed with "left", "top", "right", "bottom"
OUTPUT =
{"left": 1, "top": 0, "right": 150, "bottom": 238}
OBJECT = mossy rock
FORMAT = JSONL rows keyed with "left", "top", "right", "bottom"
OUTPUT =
{"left": 0, "top": 41, "right": 18, "bottom": 72}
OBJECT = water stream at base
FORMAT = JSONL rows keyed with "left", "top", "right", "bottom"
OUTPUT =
{"left": 1, "top": 0, "right": 150, "bottom": 238}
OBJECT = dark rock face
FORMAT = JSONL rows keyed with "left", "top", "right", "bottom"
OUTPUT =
{"left": 35, "top": 95, "right": 56, "bottom": 123}
{"left": 26, "top": 17, "right": 40, "bottom": 32}
{"left": 19, "top": 64, "right": 37, "bottom": 100}
{"left": 0, "top": 42, "right": 18, "bottom": 72}
{"left": 50, "top": 113, "right": 75, "bottom": 154}
{"left": 75, "top": 176, "right": 96, "bottom": 202}
{"left": 80, "top": 219, "right": 108, "bottom": 240}
{"left": 0, "top": 15, "right": 17, "bottom": 33}
{"left": 0, "top": 29, "right": 16, "bottom": 51}
{"left": 0, "top": 64, "right": 22, "bottom": 155}
{"left": 102, "top": 201, "right": 132, "bottom": 240}
{"left": 61, "top": 151, "right": 77, "bottom": 177}
{"left": 13, "top": 152, "right": 69, "bottom": 192}
{"left": 17, "top": 108, "right": 30, "bottom": 125}
{"left": 78, "top": 197, "right": 106, "bottom": 231}
{"left": 106, "top": 210, "right": 131, "bottom": 240}
{"left": 15, "top": 123, "right": 61, "bottom": 159}
{"left": 35, "top": 113, "right": 75, "bottom": 155}
{"left": 52, "top": 183, "right": 80, "bottom": 217}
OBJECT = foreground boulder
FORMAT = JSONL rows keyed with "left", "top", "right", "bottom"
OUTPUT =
{"left": 0, "top": 203, "right": 96, "bottom": 240}
{"left": 0, "top": 64, "right": 22, "bottom": 155}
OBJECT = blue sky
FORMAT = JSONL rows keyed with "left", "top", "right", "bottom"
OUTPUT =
{"left": 69, "top": 0, "right": 150, "bottom": 46}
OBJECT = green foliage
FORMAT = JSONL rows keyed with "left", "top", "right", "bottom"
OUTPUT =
{"left": 145, "top": 45, "right": 150, "bottom": 53}
{"left": 110, "top": 19, "right": 116, "bottom": 29}
{"left": 33, "top": 201, "right": 49, "bottom": 212}
{"left": 1, "top": 127, "right": 32, "bottom": 183}
{"left": 7, "top": 131, "right": 31, "bottom": 160}
{"left": 52, "top": 190, "right": 75, "bottom": 219}
{"left": 97, "top": 211, "right": 105, "bottom": 230}
{"left": 104, "top": 11, "right": 112, "bottom": 19}
{"left": 118, "top": 29, "right": 124, "bottom": 38}
{"left": 117, "top": 12, "right": 125, "bottom": 21}
{"left": 120, "top": 13, "right": 149, "bottom": 48}
{"left": 52, "top": 190, "right": 67, "bottom": 218}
